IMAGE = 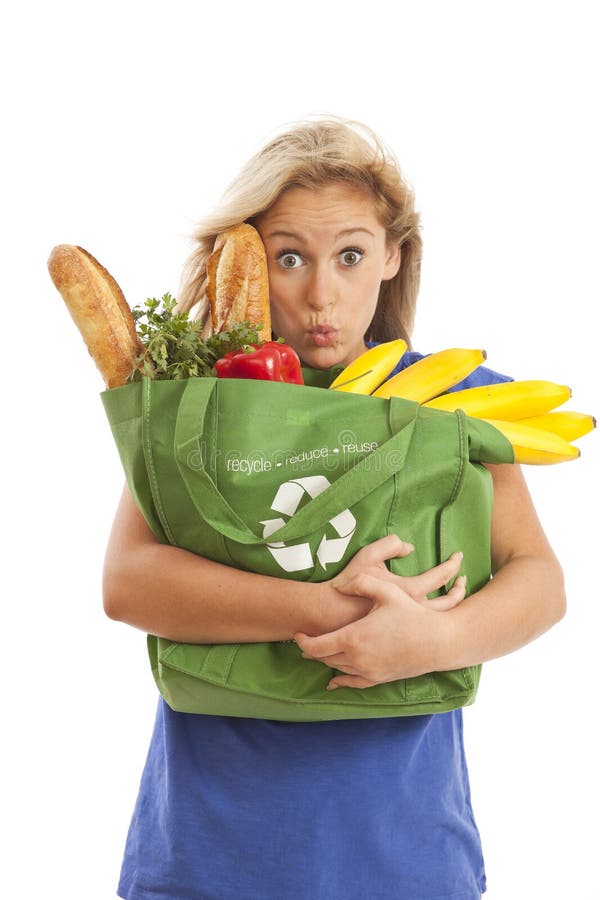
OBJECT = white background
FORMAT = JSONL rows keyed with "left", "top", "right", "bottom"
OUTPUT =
{"left": 3, "top": 2, "right": 599, "bottom": 898}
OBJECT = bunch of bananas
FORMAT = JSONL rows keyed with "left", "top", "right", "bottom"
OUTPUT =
{"left": 329, "top": 341, "right": 595, "bottom": 465}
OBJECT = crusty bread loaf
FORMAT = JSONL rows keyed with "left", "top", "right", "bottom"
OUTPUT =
{"left": 206, "top": 224, "right": 271, "bottom": 342}
{"left": 48, "top": 244, "right": 145, "bottom": 388}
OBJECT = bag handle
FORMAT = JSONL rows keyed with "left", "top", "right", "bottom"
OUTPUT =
{"left": 167, "top": 377, "right": 419, "bottom": 546}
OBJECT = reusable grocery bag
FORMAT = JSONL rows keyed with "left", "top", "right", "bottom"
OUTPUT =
{"left": 101, "top": 368, "right": 514, "bottom": 721}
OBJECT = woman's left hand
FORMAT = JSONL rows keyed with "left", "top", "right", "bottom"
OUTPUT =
{"left": 295, "top": 572, "right": 458, "bottom": 690}
{"left": 296, "top": 463, "right": 568, "bottom": 689}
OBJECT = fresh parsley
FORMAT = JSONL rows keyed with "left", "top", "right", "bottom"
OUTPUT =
{"left": 129, "top": 293, "right": 262, "bottom": 381}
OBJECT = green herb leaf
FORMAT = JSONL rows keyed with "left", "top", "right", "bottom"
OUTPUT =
{"left": 128, "top": 293, "right": 261, "bottom": 381}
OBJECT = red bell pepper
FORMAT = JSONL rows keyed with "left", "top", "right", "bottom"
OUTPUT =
{"left": 215, "top": 341, "right": 304, "bottom": 384}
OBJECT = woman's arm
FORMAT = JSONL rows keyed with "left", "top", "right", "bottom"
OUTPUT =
{"left": 437, "top": 462, "right": 566, "bottom": 667}
{"left": 103, "top": 485, "right": 466, "bottom": 644}
{"left": 295, "top": 464, "right": 566, "bottom": 688}
{"left": 102, "top": 483, "right": 356, "bottom": 643}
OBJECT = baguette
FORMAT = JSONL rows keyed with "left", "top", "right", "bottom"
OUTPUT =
{"left": 48, "top": 244, "right": 145, "bottom": 388}
{"left": 206, "top": 224, "right": 271, "bottom": 342}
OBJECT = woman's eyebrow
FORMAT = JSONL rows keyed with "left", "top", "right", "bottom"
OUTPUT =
{"left": 265, "top": 227, "right": 375, "bottom": 241}
{"left": 335, "top": 227, "right": 376, "bottom": 239}
{"left": 265, "top": 230, "right": 305, "bottom": 241}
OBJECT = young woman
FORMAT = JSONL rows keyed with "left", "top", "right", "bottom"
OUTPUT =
{"left": 104, "top": 119, "right": 565, "bottom": 899}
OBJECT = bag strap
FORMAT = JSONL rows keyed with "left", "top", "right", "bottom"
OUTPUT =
{"left": 141, "top": 379, "right": 177, "bottom": 544}
{"left": 168, "top": 377, "right": 420, "bottom": 546}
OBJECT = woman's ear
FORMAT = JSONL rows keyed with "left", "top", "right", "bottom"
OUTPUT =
{"left": 382, "top": 243, "right": 401, "bottom": 280}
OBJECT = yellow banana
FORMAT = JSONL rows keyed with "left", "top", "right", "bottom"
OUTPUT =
{"left": 424, "top": 379, "right": 571, "bottom": 419}
{"left": 372, "top": 348, "right": 487, "bottom": 402}
{"left": 329, "top": 339, "right": 407, "bottom": 394}
{"left": 517, "top": 411, "right": 596, "bottom": 442}
{"left": 483, "top": 419, "right": 580, "bottom": 464}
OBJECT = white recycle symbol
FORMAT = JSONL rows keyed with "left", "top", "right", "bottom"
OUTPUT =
{"left": 260, "top": 475, "right": 357, "bottom": 573}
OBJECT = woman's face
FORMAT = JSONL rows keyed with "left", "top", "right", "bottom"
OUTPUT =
{"left": 254, "top": 183, "right": 401, "bottom": 369}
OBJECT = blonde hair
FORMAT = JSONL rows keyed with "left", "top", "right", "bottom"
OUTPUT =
{"left": 178, "top": 117, "right": 422, "bottom": 346}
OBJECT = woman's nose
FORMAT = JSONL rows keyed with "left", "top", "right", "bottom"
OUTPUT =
{"left": 306, "top": 266, "right": 335, "bottom": 309}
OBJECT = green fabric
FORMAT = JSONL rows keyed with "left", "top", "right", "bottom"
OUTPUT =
{"left": 101, "top": 372, "right": 514, "bottom": 721}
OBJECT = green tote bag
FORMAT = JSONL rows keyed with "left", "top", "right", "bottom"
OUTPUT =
{"left": 101, "top": 368, "right": 514, "bottom": 721}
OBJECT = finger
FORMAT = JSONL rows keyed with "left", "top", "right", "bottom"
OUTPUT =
{"left": 419, "top": 575, "right": 466, "bottom": 610}
{"left": 333, "top": 572, "right": 410, "bottom": 605}
{"left": 328, "top": 663, "right": 362, "bottom": 675}
{"left": 348, "top": 534, "right": 414, "bottom": 572}
{"left": 444, "top": 573, "right": 467, "bottom": 604}
{"left": 403, "top": 552, "right": 463, "bottom": 596}
{"left": 295, "top": 629, "right": 350, "bottom": 659}
{"left": 422, "top": 595, "right": 463, "bottom": 611}
{"left": 327, "top": 675, "right": 378, "bottom": 690}
{"left": 305, "top": 654, "right": 363, "bottom": 675}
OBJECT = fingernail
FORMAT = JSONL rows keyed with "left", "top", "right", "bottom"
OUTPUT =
{"left": 326, "top": 684, "right": 339, "bottom": 691}
{"left": 454, "top": 551, "right": 464, "bottom": 561}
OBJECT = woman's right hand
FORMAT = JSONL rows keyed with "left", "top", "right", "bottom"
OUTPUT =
{"left": 316, "top": 535, "right": 466, "bottom": 634}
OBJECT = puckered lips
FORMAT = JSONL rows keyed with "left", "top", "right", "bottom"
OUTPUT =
{"left": 308, "top": 324, "right": 339, "bottom": 347}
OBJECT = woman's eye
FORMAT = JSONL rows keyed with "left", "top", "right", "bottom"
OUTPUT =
{"left": 339, "top": 248, "right": 364, "bottom": 267}
{"left": 277, "top": 251, "right": 303, "bottom": 269}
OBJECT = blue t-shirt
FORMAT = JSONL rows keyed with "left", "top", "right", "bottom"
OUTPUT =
{"left": 117, "top": 354, "right": 512, "bottom": 900}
